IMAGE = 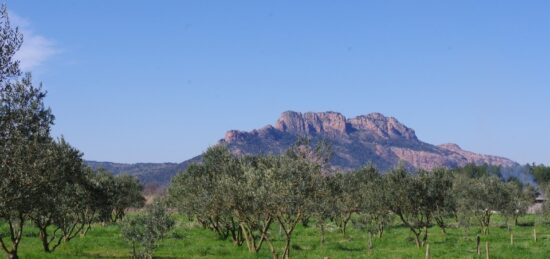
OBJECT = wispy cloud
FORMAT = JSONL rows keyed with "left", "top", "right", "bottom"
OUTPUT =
{"left": 10, "top": 12, "right": 58, "bottom": 71}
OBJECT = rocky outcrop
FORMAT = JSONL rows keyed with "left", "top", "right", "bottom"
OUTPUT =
{"left": 274, "top": 111, "right": 348, "bottom": 136}
{"left": 348, "top": 113, "right": 418, "bottom": 141}
{"left": 438, "top": 143, "right": 516, "bottom": 168}
{"left": 221, "top": 111, "right": 518, "bottom": 171}
{"left": 273, "top": 111, "right": 418, "bottom": 141}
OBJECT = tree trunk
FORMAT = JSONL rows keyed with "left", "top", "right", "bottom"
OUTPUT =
{"left": 266, "top": 238, "right": 279, "bottom": 259}
{"left": 342, "top": 222, "right": 347, "bottom": 238}
{"left": 484, "top": 212, "right": 491, "bottom": 235}
{"left": 320, "top": 224, "right": 325, "bottom": 246}
{"left": 7, "top": 251, "right": 18, "bottom": 259}
{"left": 277, "top": 212, "right": 301, "bottom": 259}
{"left": 1, "top": 217, "right": 23, "bottom": 259}
{"left": 230, "top": 225, "right": 242, "bottom": 246}
{"left": 414, "top": 232, "right": 421, "bottom": 248}
{"left": 476, "top": 235, "right": 481, "bottom": 255}
{"left": 435, "top": 217, "right": 447, "bottom": 235}
{"left": 425, "top": 243, "right": 430, "bottom": 259}
{"left": 240, "top": 224, "right": 254, "bottom": 252}
{"left": 367, "top": 233, "right": 373, "bottom": 250}
{"left": 342, "top": 212, "right": 351, "bottom": 238}
{"left": 255, "top": 219, "right": 273, "bottom": 253}
{"left": 80, "top": 224, "right": 92, "bottom": 238}
{"left": 422, "top": 226, "right": 429, "bottom": 246}
{"left": 283, "top": 237, "right": 291, "bottom": 259}
{"left": 281, "top": 225, "right": 295, "bottom": 259}
{"left": 378, "top": 224, "right": 385, "bottom": 238}
{"left": 395, "top": 212, "right": 423, "bottom": 248}
{"left": 40, "top": 237, "right": 51, "bottom": 253}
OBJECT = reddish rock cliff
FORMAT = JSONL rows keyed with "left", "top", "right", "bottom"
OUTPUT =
{"left": 221, "top": 111, "right": 517, "bottom": 171}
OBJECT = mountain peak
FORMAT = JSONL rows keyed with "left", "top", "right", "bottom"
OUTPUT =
{"left": 272, "top": 111, "right": 417, "bottom": 141}
{"left": 221, "top": 111, "right": 517, "bottom": 171}
{"left": 348, "top": 113, "right": 417, "bottom": 141}
{"left": 274, "top": 111, "right": 347, "bottom": 135}
{"left": 438, "top": 143, "right": 462, "bottom": 151}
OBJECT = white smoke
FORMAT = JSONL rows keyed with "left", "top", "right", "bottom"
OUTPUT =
{"left": 501, "top": 164, "right": 536, "bottom": 185}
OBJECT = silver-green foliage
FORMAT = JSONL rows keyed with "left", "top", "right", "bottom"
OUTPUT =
{"left": 121, "top": 202, "right": 175, "bottom": 259}
{"left": 0, "top": 4, "right": 53, "bottom": 255}
{"left": 168, "top": 142, "right": 326, "bottom": 259}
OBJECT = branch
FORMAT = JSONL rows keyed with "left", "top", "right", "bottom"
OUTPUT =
{"left": 0, "top": 236, "right": 10, "bottom": 254}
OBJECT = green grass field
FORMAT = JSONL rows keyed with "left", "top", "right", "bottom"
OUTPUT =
{"left": 5, "top": 215, "right": 550, "bottom": 258}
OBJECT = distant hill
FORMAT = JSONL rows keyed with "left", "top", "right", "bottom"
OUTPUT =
{"left": 85, "top": 156, "right": 201, "bottom": 186}
{"left": 87, "top": 111, "right": 520, "bottom": 186}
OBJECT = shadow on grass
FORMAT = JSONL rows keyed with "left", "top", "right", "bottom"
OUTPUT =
{"left": 291, "top": 244, "right": 303, "bottom": 251}
{"left": 333, "top": 242, "right": 362, "bottom": 252}
{"left": 517, "top": 221, "right": 535, "bottom": 227}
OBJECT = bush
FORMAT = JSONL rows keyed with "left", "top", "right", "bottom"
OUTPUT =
{"left": 121, "top": 202, "right": 175, "bottom": 259}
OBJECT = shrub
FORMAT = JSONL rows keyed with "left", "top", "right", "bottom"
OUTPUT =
{"left": 121, "top": 202, "right": 174, "bottom": 259}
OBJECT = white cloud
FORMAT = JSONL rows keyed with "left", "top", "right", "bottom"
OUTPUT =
{"left": 10, "top": 12, "right": 58, "bottom": 71}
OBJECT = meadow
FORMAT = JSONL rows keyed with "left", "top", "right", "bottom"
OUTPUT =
{"left": 6, "top": 214, "right": 550, "bottom": 259}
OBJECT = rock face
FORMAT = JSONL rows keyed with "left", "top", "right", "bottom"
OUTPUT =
{"left": 275, "top": 111, "right": 348, "bottom": 136}
{"left": 221, "top": 111, "right": 517, "bottom": 171}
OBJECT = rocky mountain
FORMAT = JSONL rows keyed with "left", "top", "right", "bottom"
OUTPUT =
{"left": 87, "top": 111, "right": 519, "bottom": 185}
{"left": 221, "top": 111, "right": 517, "bottom": 171}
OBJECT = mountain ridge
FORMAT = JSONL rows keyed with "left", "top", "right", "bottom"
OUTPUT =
{"left": 221, "top": 111, "right": 517, "bottom": 171}
{"left": 86, "top": 111, "right": 518, "bottom": 185}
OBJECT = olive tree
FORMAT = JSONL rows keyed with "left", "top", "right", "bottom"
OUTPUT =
{"left": 332, "top": 171, "right": 362, "bottom": 238}
{"left": 454, "top": 175, "right": 511, "bottom": 235}
{"left": 168, "top": 145, "right": 241, "bottom": 242}
{"left": 263, "top": 146, "right": 322, "bottom": 259}
{"left": 352, "top": 165, "right": 389, "bottom": 250}
{"left": 112, "top": 175, "right": 146, "bottom": 221}
{"left": 225, "top": 156, "right": 276, "bottom": 252}
{"left": 121, "top": 201, "right": 174, "bottom": 259}
{"left": 0, "top": 4, "right": 40, "bottom": 256}
{"left": 310, "top": 173, "right": 338, "bottom": 246}
{"left": 0, "top": 64, "right": 53, "bottom": 259}
{"left": 424, "top": 168, "right": 455, "bottom": 234}
{"left": 89, "top": 170, "right": 145, "bottom": 224}
{"left": 500, "top": 180, "right": 536, "bottom": 233}
{"left": 30, "top": 138, "right": 97, "bottom": 252}
{"left": 168, "top": 141, "right": 328, "bottom": 258}
{"left": 384, "top": 168, "right": 454, "bottom": 247}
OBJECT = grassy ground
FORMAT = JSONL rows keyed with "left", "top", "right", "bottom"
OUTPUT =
{"left": 4, "top": 215, "right": 550, "bottom": 258}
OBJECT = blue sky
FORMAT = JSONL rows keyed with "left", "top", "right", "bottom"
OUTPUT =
{"left": 9, "top": 1, "right": 550, "bottom": 165}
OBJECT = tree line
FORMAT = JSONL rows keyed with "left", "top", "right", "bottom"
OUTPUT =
{"left": 167, "top": 142, "right": 537, "bottom": 259}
